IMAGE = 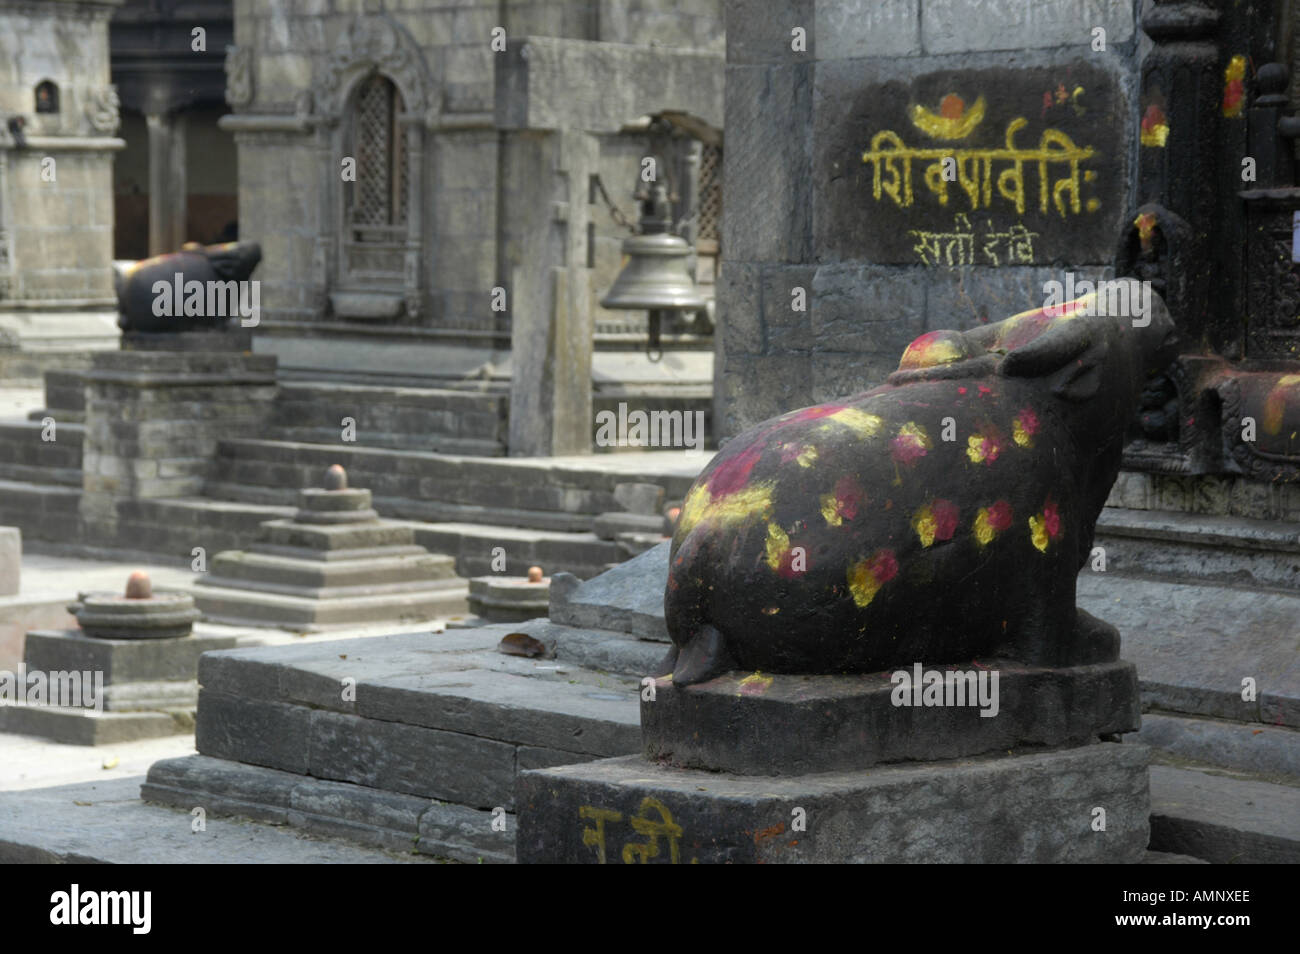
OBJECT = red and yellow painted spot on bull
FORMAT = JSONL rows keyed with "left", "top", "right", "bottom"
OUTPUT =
{"left": 820, "top": 476, "right": 865, "bottom": 527}
{"left": 967, "top": 430, "right": 1004, "bottom": 464}
{"left": 678, "top": 480, "right": 775, "bottom": 535}
{"left": 891, "top": 421, "right": 932, "bottom": 466}
{"left": 899, "top": 330, "right": 970, "bottom": 370}
{"left": 820, "top": 407, "right": 885, "bottom": 439}
{"left": 1222, "top": 55, "right": 1247, "bottom": 119}
{"left": 1135, "top": 212, "right": 1158, "bottom": 254}
{"left": 1140, "top": 104, "right": 1169, "bottom": 147}
{"left": 973, "top": 500, "right": 1014, "bottom": 545}
{"left": 1028, "top": 500, "right": 1063, "bottom": 552}
{"left": 779, "top": 442, "right": 819, "bottom": 467}
{"left": 737, "top": 672, "right": 775, "bottom": 697}
{"left": 846, "top": 549, "right": 899, "bottom": 608}
{"left": 1263, "top": 375, "right": 1300, "bottom": 436}
{"left": 911, "top": 499, "right": 960, "bottom": 548}
{"left": 1012, "top": 407, "right": 1041, "bottom": 447}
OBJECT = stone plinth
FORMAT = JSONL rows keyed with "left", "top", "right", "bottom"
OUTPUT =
{"left": 517, "top": 743, "right": 1150, "bottom": 864}
{"left": 192, "top": 467, "right": 468, "bottom": 628}
{"left": 467, "top": 575, "right": 551, "bottom": 623}
{"left": 78, "top": 350, "right": 277, "bottom": 545}
{"left": 0, "top": 574, "right": 235, "bottom": 745}
{"left": 643, "top": 661, "right": 1140, "bottom": 775}
{"left": 517, "top": 623, "right": 1150, "bottom": 861}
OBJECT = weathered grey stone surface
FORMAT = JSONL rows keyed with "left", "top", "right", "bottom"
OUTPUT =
{"left": 496, "top": 37, "right": 723, "bottom": 134}
{"left": 142, "top": 754, "right": 515, "bottom": 862}
{"left": 0, "top": 777, "right": 430, "bottom": 864}
{"left": 1076, "top": 574, "right": 1300, "bottom": 728}
{"left": 1149, "top": 764, "right": 1300, "bottom": 864}
{"left": 0, "top": 705, "right": 184, "bottom": 746}
{"left": 591, "top": 512, "right": 667, "bottom": 540}
{"left": 23, "top": 628, "right": 236, "bottom": 686}
{"left": 612, "top": 482, "right": 665, "bottom": 516}
{"left": 547, "top": 541, "right": 671, "bottom": 640}
{"left": 517, "top": 743, "right": 1151, "bottom": 864}
{"left": 467, "top": 576, "right": 550, "bottom": 623}
{"left": 0, "top": 527, "right": 18, "bottom": 597}
{"left": 643, "top": 662, "right": 1140, "bottom": 775}
{"left": 1095, "top": 508, "right": 1300, "bottom": 590}
{"left": 1137, "top": 713, "right": 1300, "bottom": 783}
{"left": 183, "top": 626, "right": 644, "bottom": 815}
{"left": 920, "top": 0, "right": 1133, "bottom": 55}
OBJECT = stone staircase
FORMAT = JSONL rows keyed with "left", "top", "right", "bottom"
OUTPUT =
{"left": 0, "top": 413, "right": 700, "bottom": 579}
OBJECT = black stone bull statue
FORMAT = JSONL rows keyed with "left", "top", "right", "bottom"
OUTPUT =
{"left": 662, "top": 279, "right": 1179, "bottom": 685}
{"left": 116, "top": 241, "right": 261, "bottom": 333}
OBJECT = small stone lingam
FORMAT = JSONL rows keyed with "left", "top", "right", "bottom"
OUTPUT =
{"left": 467, "top": 564, "right": 552, "bottom": 623}
{"left": 68, "top": 569, "right": 201, "bottom": 640}
{"left": 0, "top": 571, "right": 235, "bottom": 745}
{"left": 191, "top": 465, "right": 468, "bottom": 628}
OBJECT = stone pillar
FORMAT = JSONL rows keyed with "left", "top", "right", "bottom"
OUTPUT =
{"left": 146, "top": 111, "right": 186, "bottom": 255}
{"left": 503, "top": 128, "right": 598, "bottom": 456}
{"left": 79, "top": 351, "right": 278, "bottom": 544}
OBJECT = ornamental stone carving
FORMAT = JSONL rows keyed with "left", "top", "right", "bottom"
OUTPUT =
{"left": 85, "top": 85, "right": 120, "bottom": 134}
{"left": 315, "top": 13, "right": 430, "bottom": 118}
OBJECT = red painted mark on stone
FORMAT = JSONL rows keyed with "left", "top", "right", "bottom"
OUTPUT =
{"left": 708, "top": 442, "right": 765, "bottom": 497}
{"left": 987, "top": 501, "right": 1013, "bottom": 532}
{"left": 931, "top": 499, "right": 960, "bottom": 542}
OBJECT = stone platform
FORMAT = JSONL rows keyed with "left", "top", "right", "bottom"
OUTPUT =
{"left": 140, "top": 620, "right": 658, "bottom": 861}
{"left": 516, "top": 743, "right": 1151, "bottom": 864}
{"left": 192, "top": 468, "right": 468, "bottom": 629}
{"left": 643, "top": 661, "right": 1140, "bottom": 775}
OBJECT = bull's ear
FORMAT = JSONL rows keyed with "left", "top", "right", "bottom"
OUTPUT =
{"left": 999, "top": 319, "right": 1105, "bottom": 402}
{"left": 999, "top": 319, "right": 1093, "bottom": 377}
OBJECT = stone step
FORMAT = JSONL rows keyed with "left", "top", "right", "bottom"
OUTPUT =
{"left": 1136, "top": 712, "right": 1300, "bottom": 783}
{"left": 1148, "top": 763, "right": 1300, "bottom": 863}
{"left": 136, "top": 620, "right": 660, "bottom": 860}
{"left": 0, "top": 422, "right": 82, "bottom": 487}
{"left": 410, "top": 522, "right": 620, "bottom": 580}
{"left": 141, "top": 755, "right": 515, "bottom": 863}
{"left": 206, "top": 547, "right": 460, "bottom": 589}
{"left": 0, "top": 777, "right": 432, "bottom": 863}
{"left": 0, "top": 705, "right": 189, "bottom": 746}
{"left": 1076, "top": 574, "right": 1300, "bottom": 729}
{"left": 0, "top": 478, "right": 81, "bottom": 545}
{"left": 268, "top": 381, "right": 508, "bottom": 456}
{"left": 1097, "top": 508, "right": 1300, "bottom": 591}
{"left": 189, "top": 578, "right": 470, "bottom": 628}
{"left": 204, "top": 438, "right": 700, "bottom": 530}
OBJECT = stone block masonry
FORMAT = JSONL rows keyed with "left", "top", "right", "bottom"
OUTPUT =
{"left": 77, "top": 351, "right": 278, "bottom": 547}
{"left": 716, "top": 0, "right": 1143, "bottom": 437}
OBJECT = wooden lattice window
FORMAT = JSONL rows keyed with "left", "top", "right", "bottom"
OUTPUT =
{"left": 346, "top": 75, "right": 407, "bottom": 233}
{"left": 697, "top": 144, "right": 722, "bottom": 247}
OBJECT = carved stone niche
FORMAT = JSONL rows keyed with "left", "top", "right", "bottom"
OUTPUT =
{"left": 312, "top": 13, "right": 432, "bottom": 326}
{"left": 1117, "top": 197, "right": 1300, "bottom": 481}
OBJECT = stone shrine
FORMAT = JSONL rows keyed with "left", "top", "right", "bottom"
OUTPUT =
{"left": 466, "top": 565, "right": 551, "bottom": 624}
{"left": 0, "top": 570, "right": 235, "bottom": 745}
{"left": 191, "top": 465, "right": 468, "bottom": 628}
{"left": 517, "top": 287, "right": 1162, "bottom": 864}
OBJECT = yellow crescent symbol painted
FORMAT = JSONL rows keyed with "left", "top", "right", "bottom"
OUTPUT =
{"left": 909, "top": 94, "right": 987, "bottom": 141}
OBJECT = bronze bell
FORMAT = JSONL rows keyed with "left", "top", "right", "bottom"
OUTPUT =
{"left": 600, "top": 182, "right": 707, "bottom": 359}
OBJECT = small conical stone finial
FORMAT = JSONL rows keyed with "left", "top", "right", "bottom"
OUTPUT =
{"left": 527, "top": 566, "right": 544, "bottom": 583}
{"left": 323, "top": 464, "right": 348, "bottom": 491}
{"left": 124, "top": 570, "right": 153, "bottom": 600}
